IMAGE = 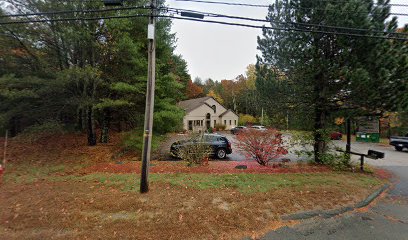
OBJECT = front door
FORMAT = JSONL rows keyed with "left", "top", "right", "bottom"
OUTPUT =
{"left": 206, "top": 113, "right": 211, "bottom": 129}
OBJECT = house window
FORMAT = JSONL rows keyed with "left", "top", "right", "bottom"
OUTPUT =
{"left": 201, "top": 120, "right": 203, "bottom": 126}
{"left": 235, "top": 120, "right": 237, "bottom": 125}
{"left": 214, "top": 120, "right": 216, "bottom": 126}
{"left": 229, "top": 120, "right": 231, "bottom": 125}
{"left": 188, "top": 121, "right": 193, "bottom": 130}
{"left": 212, "top": 105, "right": 216, "bottom": 113}
{"left": 224, "top": 120, "right": 226, "bottom": 125}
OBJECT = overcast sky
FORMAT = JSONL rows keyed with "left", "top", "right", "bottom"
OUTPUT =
{"left": 167, "top": 0, "right": 408, "bottom": 81}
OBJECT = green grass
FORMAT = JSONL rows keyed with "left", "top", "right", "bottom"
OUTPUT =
{"left": 4, "top": 170, "right": 382, "bottom": 194}
{"left": 3, "top": 160, "right": 87, "bottom": 184}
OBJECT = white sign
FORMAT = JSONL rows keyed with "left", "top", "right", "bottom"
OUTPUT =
{"left": 147, "top": 24, "right": 155, "bottom": 40}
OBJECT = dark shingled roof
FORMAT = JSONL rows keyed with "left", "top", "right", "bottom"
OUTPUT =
{"left": 177, "top": 96, "right": 212, "bottom": 113}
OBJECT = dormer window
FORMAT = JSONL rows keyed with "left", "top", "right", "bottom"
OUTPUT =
{"left": 212, "top": 105, "right": 216, "bottom": 113}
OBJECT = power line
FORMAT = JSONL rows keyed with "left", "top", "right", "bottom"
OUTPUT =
{"left": 174, "top": 0, "right": 269, "bottom": 7}
{"left": 174, "top": 0, "right": 408, "bottom": 8}
{"left": 289, "top": 6, "right": 408, "bottom": 17}
{"left": 167, "top": 15, "right": 408, "bottom": 41}
{"left": 0, "top": 12, "right": 407, "bottom": 41}
{"left": 0, "top": 14, "right": 151, "bottom": 24}
{"left": 3, "top": 5, "right": 406, "bottom": 37}
{"left": 0, "top": 6, "right": 150, "bottom": 18}
{"left": 165, "top": 7, "right": 408, "bottom": 37}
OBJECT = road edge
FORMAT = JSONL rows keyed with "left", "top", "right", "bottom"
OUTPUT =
{"left": 281, "top": 183, "right": 390, "bottom": 221}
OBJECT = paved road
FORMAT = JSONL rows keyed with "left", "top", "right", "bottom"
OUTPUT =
{"left": 258, "top": 140, "right": 408, "bottom": 240}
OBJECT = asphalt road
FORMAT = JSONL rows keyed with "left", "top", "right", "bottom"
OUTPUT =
{"left": 256, "top": 140, "right": 408, "bottom": 240}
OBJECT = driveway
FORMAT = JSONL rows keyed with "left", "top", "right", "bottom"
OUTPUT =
{"left": 258, "top": 140, "right": 408, "bottom": 240}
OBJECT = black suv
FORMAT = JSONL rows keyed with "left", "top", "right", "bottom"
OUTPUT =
{"left": 170, "top": 134, "right": 232, "bottom": 159}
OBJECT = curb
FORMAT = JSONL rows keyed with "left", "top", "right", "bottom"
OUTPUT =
{"left": 281, "top": 183, "right": 390, "bottom": 221}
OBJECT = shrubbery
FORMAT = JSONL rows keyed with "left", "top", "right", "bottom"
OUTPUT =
{"left": 236, "top": 128, "right": 287, "bottom": 166}
{"left": 17, "top": 121, "right": 65, "bottom": 142}
{"left": 121, "top": 129, "right": 165, "bottom": 153}
{"left": 176, "top": 134, "right": 212, "bottom": 166}
{"left": 238, "top": 114, "right": 257, "bottom": 126}
{"left": 214, "top": 123, "right": 226, "bottom": 130}
{"left": 288, "top": 130, "right": 353, "bottom": 171}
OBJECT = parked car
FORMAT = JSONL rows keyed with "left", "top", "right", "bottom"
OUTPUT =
{"left": 231, "top": 126, "right": 247, "bottom": 135}
{"left": 390, "top": 133, "right": 408, "bottom": 151}
{"left": 330, "top": 132, "right": 343, "bottom": 140}
{"left": 251, "top": 125, "right": 267, "bottom": 131}
{"left": 170, "top": 133, "right": 232, "bottom": 159}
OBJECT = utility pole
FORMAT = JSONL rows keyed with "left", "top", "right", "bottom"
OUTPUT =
{"left": 140, "top": 0, "right": 156, "bottom": 193}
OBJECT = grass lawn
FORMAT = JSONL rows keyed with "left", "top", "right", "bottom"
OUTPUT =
{"left": 0, "top": 133, "right": 387, "bottom": 240}
{"left": 1, "top": 167, "right": 384, "bottom": 240}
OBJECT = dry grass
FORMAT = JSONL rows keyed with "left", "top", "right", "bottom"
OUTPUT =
{"left": 0, "top": 132, "right": 387, "bottom": 240}
{"left": 0, "top": 174, "right": 382, "bottom": 240}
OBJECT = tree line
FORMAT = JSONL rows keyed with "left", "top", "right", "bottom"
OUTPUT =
{"left": 0, "top": 0, "right": 190, "bottom": 145}
{"left": 187, "top": 0, "right": 408, "bottom": 163}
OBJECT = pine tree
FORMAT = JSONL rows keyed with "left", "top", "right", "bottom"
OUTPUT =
{"left": 257, "top": 0, "right": 408, "bottom": 162}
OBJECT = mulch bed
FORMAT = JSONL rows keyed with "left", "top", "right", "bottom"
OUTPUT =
{"left": 81, "top": 160, "right": 331, "bottom": 174}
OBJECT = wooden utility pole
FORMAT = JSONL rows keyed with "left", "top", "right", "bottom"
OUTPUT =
{"left": 140, "top": 0, "right": 156, "bottom": 193}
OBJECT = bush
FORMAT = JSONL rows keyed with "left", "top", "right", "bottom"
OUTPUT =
{"left": 320, "top": 152, "right": 353, "bottom": 171}
{"left": 238, "top": 114, "right": 257, "bottom": 126}
{"left": 121, "top": 129, "right": 165, "bottom": 154}
{"left": 17, "top": 121, "right": 65, "bottom": 142}
{"left": 214, "top": 123, "right": 226, "bottom": 130}
{"left": 236, "top": 128, "right": 287, "bottom": 166}
{"left": 177, "top": 134, "right": 212, "bottom": 166}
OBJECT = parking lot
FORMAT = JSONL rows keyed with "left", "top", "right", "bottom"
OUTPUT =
{"left": 224, "top": 132, "right": 407, "bottom": 165}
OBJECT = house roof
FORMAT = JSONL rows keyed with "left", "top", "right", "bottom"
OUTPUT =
{"left": 219, "top": 109, "right": 239, "bottom": 118}
{"left": 177, "top": 96, "right": 212, "bottom": 113}
{"left": 178, "top": 96, "right": 239, "bottom": 118}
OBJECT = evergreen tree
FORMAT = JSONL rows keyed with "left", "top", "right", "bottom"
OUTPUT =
{"left": 257, "top": 0, "right": 408, "bottom": 162}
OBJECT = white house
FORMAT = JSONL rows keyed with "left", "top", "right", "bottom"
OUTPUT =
{"left": 178, "top": 96, "right": 239, "bottom": 131}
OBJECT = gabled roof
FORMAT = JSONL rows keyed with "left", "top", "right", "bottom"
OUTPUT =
{"left": 178, "top": 96, "right": 239, "bottom": 118}
{"left": 219, "top": 109, "right": 239, "bottom": 118}
{"left": 177, "top": 96, "right": 212, "bottom": 113}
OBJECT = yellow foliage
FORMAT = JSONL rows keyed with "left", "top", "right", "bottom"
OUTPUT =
{"left": 207, "top": 90, "right": 224, "bottom": 104}
{"left": 335, "top": 117, "right": 345, "bottom": 125}
{"left": 239, "top": 114, "right": 257, "bottom": 125}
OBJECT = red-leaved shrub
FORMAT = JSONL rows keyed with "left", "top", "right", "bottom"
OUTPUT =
{"left": 236, "top": 128, "right": 287, "bottom": 166}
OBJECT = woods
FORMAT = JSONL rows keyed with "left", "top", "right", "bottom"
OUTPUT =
{"left": 0, "top": 0, "right": 407, "bottom": 155}
{"left": 0, "top": 0, "right": 190, "bottom": 144}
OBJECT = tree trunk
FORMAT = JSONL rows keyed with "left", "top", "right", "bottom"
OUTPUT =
{"left": 87, "top": 106, "right": 97, "bottom": 146}
{"left": 313, "top": 106, "right": 326, "bottom": 163}
{"left": 313, "top": 71, "right": 327, "bottom": 164}
{"left": 100, "top": 109, "right": 110, "bottom": 143}
{"left": 77, "top": 108, "right": 83, "bottom": 131}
